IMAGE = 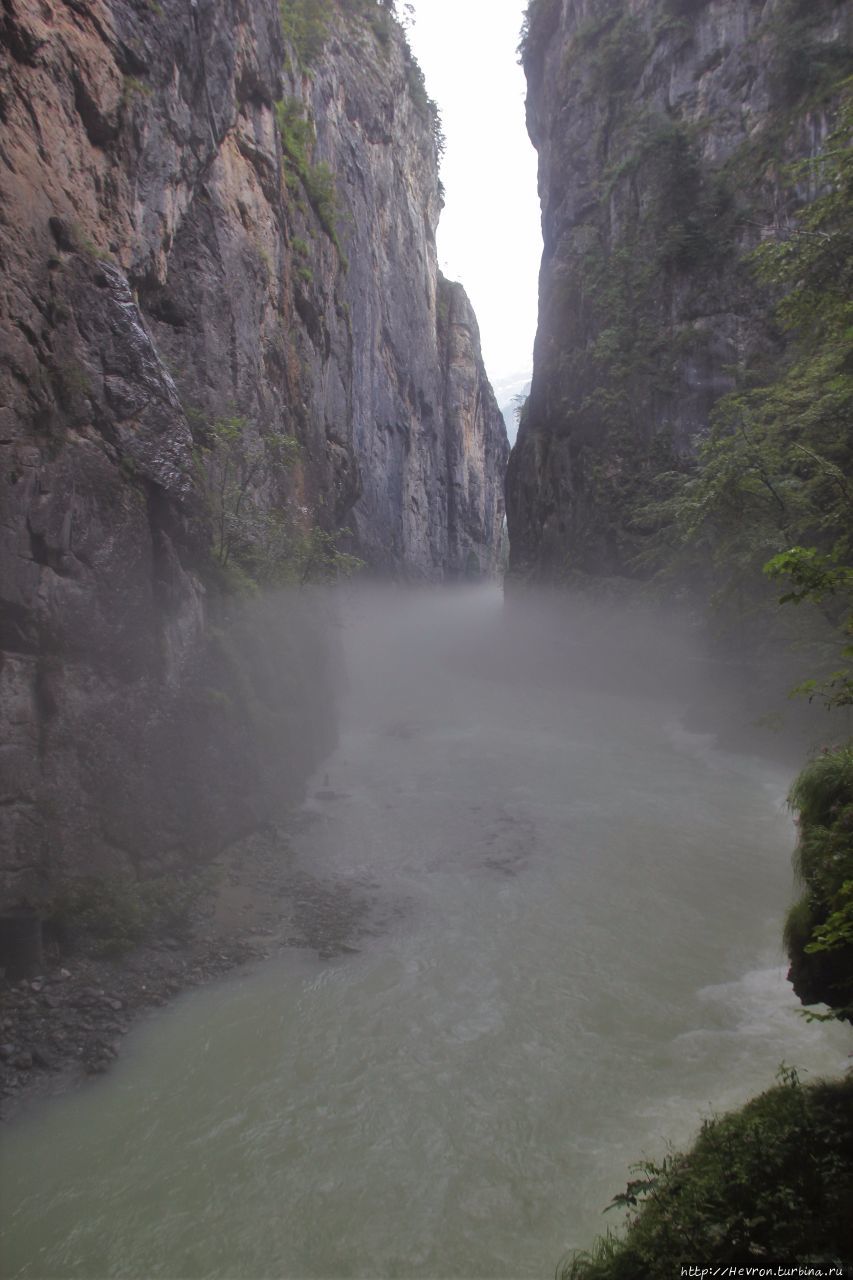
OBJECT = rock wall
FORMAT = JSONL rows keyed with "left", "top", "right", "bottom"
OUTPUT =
{"left": 307, "top": 17, "right": 509, "bottom": 575}
{"left": 507, "top": 0, "right": 852, "bottom": 579}
{"left": 0, "top": 0, "right": 507, "bottom": 907}
{"left": 437, "top": 277, "right": 509, "bottom": 579}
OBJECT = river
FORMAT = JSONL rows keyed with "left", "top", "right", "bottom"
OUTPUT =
{"left": 1, "top": 586, "right": 848, "bottom": 1278}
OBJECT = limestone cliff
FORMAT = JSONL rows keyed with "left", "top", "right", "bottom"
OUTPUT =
{"left": 436, "top": 277, "right": 509, "bottom": 579}
{"left": 0, "top": 0, "right": 507, "bottom": 907}
{"left": 507, "top": 0, "right": 852, "bottom": 579}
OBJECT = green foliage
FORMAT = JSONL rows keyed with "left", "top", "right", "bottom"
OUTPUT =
{"left": 636, "top": 87, "right": 853, "bottom": 673}
{"left": 280, "top": 0, "right": 406, "bottom": 66}
{"left": 47, "top": 872, "right": 213, "bottom": 956}
{"left": 301, "top": 160, "right": 342, "bottom": 241}
{"left": 198, "top": 414, "right": 296, "bottom": 579}
{"left": 785, "top": 743, "right": 853, "bottom": 1018}
{"left": 197, "top": 414, "right": 362, "bottom": 589}
{"left": 275, "top": 97, "right": 315, "bottom": 170}
{"left": 197, "top": 415, "right": 290, "bottom": 566}
{"left": 643, "top": 119, "right": 735, "bottom": 268}
{"left": 121, "top": 75, "right": 151, "bottom": 104}
{"left": 403, "top": 54, "right": 445, "bottom": 156}
{"left": 528, "top": 95, "right": 746, "bottom": 574}
{"left": 279, "top": 0, "right": 332, "bottom": 67}
{"left": 560, "top": 1072, "right": 853, "bottom": 1277}
{"left": 583, "top": 8, "right": 647, "bottom": 98}
{"left": 753, "top": 100, "right": 853, "bottom": 344}
{"left": 767, "top": 0, "right": 853, "bottom": 107}
{"left": 765, "top": 548, "right": 853, "bottom": 705}
{"left": 357, "top": 0, "right": 393, "bottom": 46}
{"left": 807, "top": 879, "right": 853, "bottom": 954}
{"left": 282, "top": 525, "right": 365, "bottom": 584}
{"left": 518, "top": 0, "right": 561, "bottom": 70}
{"left": 54, "top": 360, "right": 92, "bottom": 408}
{"left": 766, "top": 548, "right": 853, "bottom": 611}
{"left": 790, "top": 742, "right": 853, "bottom": 828}
{"left": 70, "top": 223, "right": 114, "bottom": 263}
{"left": 275, "top": 98, "right": 345, "bottom": 250}
{"left": 277, "top": 5, "right": 438, "bottom": 239}
{"left": 231, "top": 508, "right": 362, "bottom": 587}
{"left": 572, "top": 0, "right": 623, "bottom": 44}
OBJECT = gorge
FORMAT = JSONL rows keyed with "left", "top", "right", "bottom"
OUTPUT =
{"left": 1, "top": 0, "right": 852, "bottom": 1275}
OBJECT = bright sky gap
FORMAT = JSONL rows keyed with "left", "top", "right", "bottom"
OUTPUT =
{"left": 406, "top": 0, "right": 541, "bottom": 417}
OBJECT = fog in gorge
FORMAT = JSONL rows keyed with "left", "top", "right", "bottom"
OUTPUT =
{"left": 1, "top": 585, "right": 848, "bottom": 1279}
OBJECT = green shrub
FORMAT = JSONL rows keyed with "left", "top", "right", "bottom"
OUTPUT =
{"left": 275, "top": 97, "right": 315, "bottom": 170}
{"left": 362, "top": 0, "right": 392, "bottom": 45}
{"left": 519, "top": 0, "right": 562, "bottom": 71}
{"left": 768, "top": 0, "right": 853, "bottom": 106}
{"left": 301, "top": 160, "right": 341, "bottom": 238}
{"left": 279, "top": 0, "right": 332, "bottom": 67}
{"left": 786, "top": 743, "right": 853, "bottom": 1019}
{"left": 280, "top": 0, "right": 404, "bottom": 66}
{"left": 274, "top": 98, "right": 345, "bottom": 249}
{"left": 195, "top": 414, "right": 301, "bottom": 576}
{"left": 196, "top": 414, "right": 362, "bottom": 589}
{"left": 789, "top": 743, "right": 853, "bottom": 829}
{"left": 588, "top": 11, "right": 647, "bottom": 96}
{"left": 561, "top": 1071, "right": 853, "bottom": 1278}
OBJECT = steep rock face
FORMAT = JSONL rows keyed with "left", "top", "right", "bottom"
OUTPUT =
{"left": 308, "top": 28, "right": 508, "bottom": 576}
{"left": 437, "top": 278, "right": 509, "bottom": 579}
{"left": 0, "top": 0, "right": 507, "bottom": 907}
{"left": 507, "top": 0, "right": 852, "bottom": 579}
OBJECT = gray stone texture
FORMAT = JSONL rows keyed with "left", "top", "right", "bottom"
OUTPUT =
{"left": 507, "top": 0, "right": 851, "bottom": 578}
{"left": 0, "top": 0, "right": 508, "bottom": 904}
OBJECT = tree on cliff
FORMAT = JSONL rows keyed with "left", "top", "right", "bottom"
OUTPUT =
{"left": 640, "top": 86, "right": 853, "bottom": 695}
{"left": 556, "top": 83, "right": 853, "bottom": 1280}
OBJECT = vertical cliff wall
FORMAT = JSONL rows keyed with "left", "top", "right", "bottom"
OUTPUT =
{"left": 0, "top": 0, "right": 508, "bottom": 906}
{"left": 507, "top": 0, "right": 852, "bottom": 580}
{"left": 305, "top": 19, "right": 509, "bottom": 576}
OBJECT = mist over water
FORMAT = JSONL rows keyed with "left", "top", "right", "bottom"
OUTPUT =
{"left": 1, "top": 586, "right": 849, "bottom": 1279}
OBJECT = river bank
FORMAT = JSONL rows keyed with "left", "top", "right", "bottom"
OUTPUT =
{"left": 0, "top": 816, "right": 375, "bottom": 1123}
